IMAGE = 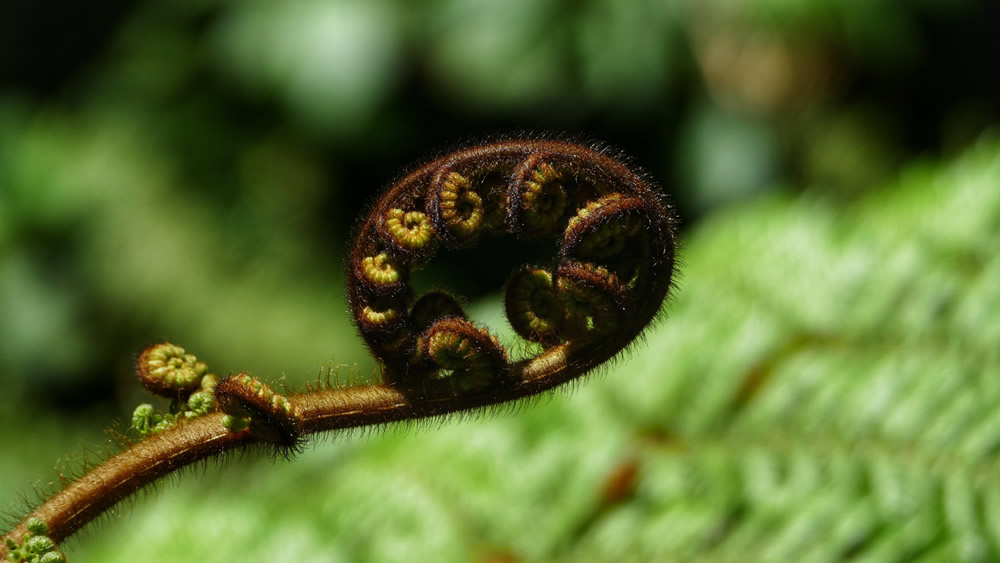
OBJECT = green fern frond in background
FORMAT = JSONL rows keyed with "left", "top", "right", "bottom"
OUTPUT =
{"left": 62, "top": 138, "right": 999, "bottom": 562}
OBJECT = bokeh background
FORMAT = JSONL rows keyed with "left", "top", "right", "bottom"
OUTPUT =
{"left": 2, "top": 0, "right": 999, "bottom": 561}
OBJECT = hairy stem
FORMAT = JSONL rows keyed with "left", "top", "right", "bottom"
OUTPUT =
{"left": 3, "top": 415, "right": 249, "bottom": 549}
{"left": 4, "top": 340, "right": 626, "bottom": 550}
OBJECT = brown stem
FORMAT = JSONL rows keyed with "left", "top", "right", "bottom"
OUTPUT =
{"left": 1, "top": 342, "right": 623, "bottom": 553}
{"left": 3, "top": 414, "right": 251, "bottom": 550}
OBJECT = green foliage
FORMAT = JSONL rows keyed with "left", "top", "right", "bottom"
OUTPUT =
{"left": 65, "top": 137, "right": 1000, "bottom": 561}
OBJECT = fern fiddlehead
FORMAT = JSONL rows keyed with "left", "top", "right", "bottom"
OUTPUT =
{"left": 0, "top": 138, "right": 679, "bottom": 557}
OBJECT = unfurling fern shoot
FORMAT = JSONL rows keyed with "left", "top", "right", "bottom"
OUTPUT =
{"left": 349, "top": 139, "right": 678, "bottom": 400}
{"left": 0, "top": 138, "right": 679, "bottom": 557}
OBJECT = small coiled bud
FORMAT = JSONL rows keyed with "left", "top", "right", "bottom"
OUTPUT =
{"left": 556, "top": 261, "right": 627, "bottom": 338}
{"left": 562, "top": 193, "right": 645, "bottom": 259}
{"left": 356, "top": 251, "right": 408, "bottom": 293}
{"left": 40, "top": 552, "right": 67, "bottom": 563}
{"left": 423, "top": 318, "right": 508, "bottom": 392}
{"left": 356, "top": 296, "right": 407, "bottom": 334}
{"left": 25, "top": 519, "right": 47, "bottom": 536}
{"left": 132, "top": 404, "right": 157, "bottom": 435}
{"left": 184, "top": 390, "right": 217, "bottom": 418}
{"left": 24, "top": 536, "right": 55, "bottom": 554}
{"left": 382, "top": 208, "right": 436, "bottom": 257}
{"left": 136, "top": 343, "right": 207, "bottom": 397}
{"left": 216, "top": 373, "right": 303, "bottom": 448}
{"left": 505, "top": 267, "right": 563, "bottom": 345}
{"left": 428, "top": 170, "right": 485, "bottom": 244}
{"left": 131, "top": 404, "right": 177, "bottom": 436}
{"left": 509, "top": 156, "right": 569, "bottom": 235}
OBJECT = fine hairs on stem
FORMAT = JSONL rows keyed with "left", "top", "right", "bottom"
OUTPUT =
{"left": 1, "top": 137, "right": 680, "bottom": 559}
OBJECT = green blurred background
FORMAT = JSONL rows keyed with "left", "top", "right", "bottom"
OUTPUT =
{"left": 2, "top": 0, "right": 999, "bottom": 561}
